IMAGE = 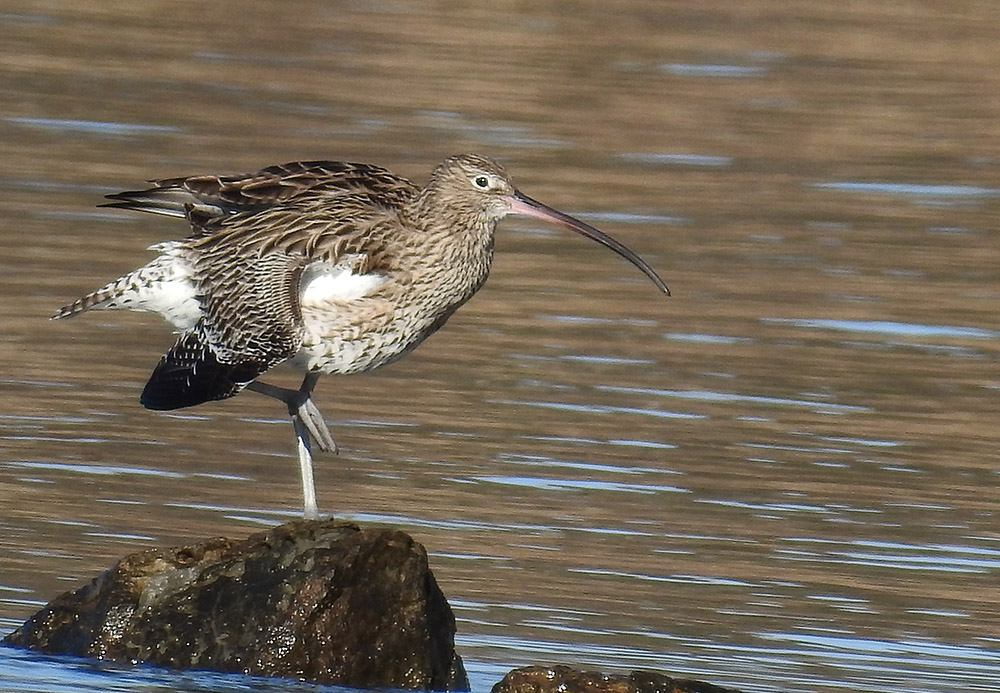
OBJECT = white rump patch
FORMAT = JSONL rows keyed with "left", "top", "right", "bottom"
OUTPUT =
{"left": 93, "top": 244, "right": 201, "bottom": 330}
{"left": 143, "top": 277, "right": 201, "bottom": 330}
{"left": 300, "top": 261, "right": 386, "bottom": 305}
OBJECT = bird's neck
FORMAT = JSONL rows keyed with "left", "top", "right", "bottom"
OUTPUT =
{"left": 405, "top": 188, "right": 494, "bottom": 254}
{"left": 400, "top": 193, "right": 496, "bottom": 304}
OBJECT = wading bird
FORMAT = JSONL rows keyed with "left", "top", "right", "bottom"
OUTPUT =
{"left": 56, "top": 154, "right": 670, "bottom": 518}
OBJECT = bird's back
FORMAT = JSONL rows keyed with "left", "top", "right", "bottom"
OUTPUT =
{"left": 103, "top": 160, "right": 415, "bottom": 232}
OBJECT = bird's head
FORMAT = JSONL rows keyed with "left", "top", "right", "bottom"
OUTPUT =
{"left": 427, "top": 154, "right": 516, "bottom": 224}
{"left": 426, "top": 154, "right": 670, "bottom": 296}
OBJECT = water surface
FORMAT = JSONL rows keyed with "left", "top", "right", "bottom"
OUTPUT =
{"left": 1, "top": 2, "right": 999, "bottom": 692}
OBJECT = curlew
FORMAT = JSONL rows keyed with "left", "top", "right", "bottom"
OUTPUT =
{"left": 55, "top": 155, "right": 670, "bottom": 518}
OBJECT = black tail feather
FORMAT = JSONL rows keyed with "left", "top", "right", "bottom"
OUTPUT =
{"left": 140, "top": 331, "right": 266, "bottom": 410}
{"left": 100, "top": 192, "right": 188, "bottom": 218}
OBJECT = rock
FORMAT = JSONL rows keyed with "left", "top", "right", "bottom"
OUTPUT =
{"left": 3, "top": 519, "right": 468, "bottom": 691}
{"left": 492, "top": 665, "right": 741, "bottom": 693}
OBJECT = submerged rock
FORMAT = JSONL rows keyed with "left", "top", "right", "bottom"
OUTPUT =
{"left": 493, "top": 665, "right": 740, "bottom": 693}
{"left": 3, "top": 519, "right": 468, "bottom": 691}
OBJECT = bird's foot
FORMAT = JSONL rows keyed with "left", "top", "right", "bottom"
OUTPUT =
{"left": 293, "top": 395, "right": 338, "bottom": 454}
{"left": 246, "top": 379, "right": 338, "bottom": 454}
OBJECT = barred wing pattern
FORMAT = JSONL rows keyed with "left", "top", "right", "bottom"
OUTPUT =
{"left": 107, "top": 161, "right": 419, "bottom": 410}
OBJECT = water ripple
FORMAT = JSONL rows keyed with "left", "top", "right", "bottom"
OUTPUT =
{"left": 661, "top": 63, "right": 768, "bottom": 77}
{"left": 7, "top": 460, "right": 184, "bottom": 479}
{"left": 491, "top": 398, "right": 704, "bottom": 420}
{"left": 596, "top": 385, "right": 870, "bottom": 413}
{"left": 776, "top": 538, "right": 1000, "bottom": 574}
{"left": 620, "top": 152, "right": 734, "bottom": 167}
{"left": 812, "top": 181, "right": 1000, "bottom": 199}
{"left": 5, "top": 117, "right": 180, "bottom": 136}
{"left": 474, "top": 475, "right": 688, "bottom": 495}
{"left": 764, "top": 318, "right": 999, "bottom": 339}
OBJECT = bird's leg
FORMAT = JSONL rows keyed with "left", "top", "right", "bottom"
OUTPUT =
{"left": 290, "top": 413, "right": 319, "bottom": 521}
{"left": 246, "top": 372, "right": 335, "bottom": 520}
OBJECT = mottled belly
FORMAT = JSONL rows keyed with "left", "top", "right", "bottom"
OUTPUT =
{"left": 292, "top": 299, "right": 452, "bottom": 375}
{"left": 292, "top": 259, "right": 476, "bottom": 375}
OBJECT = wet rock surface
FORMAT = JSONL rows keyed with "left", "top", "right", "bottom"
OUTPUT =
{"left": 3, "top": 519, "right": 468, "bottom": 691}
{"left": 492, "top": 665, "right": 741, "bottom": 693}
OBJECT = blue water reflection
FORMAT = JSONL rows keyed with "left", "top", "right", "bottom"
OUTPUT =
{"left": 764, "top": 318, "right": 999, "bottom": 340}
{"left": 5, "top": 117, "right": 181, "bottom": 136}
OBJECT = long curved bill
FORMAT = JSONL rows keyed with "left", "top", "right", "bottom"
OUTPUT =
{"left": 509, "top": 191, "right": 670, "bottom": 296}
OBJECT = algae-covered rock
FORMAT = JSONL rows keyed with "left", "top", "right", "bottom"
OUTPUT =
{"left": 492, "top": 664, "right": 740, "bottom": 693}
{"left": 4, "top": 519, "right": 468, "bottom": 691}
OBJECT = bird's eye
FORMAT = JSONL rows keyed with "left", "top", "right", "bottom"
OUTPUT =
{"left": 473, "top": 175, "right": 490, "bottom": 189}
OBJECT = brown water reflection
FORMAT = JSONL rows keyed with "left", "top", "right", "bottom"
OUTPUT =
{"left": 1, "top": 2, "right": 999, "bottom": 692}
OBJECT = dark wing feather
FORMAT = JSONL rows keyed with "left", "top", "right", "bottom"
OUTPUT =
{"left": 141, "top": 329, "right": 265, "bottom": 409}
{"left": 141, "top": 251, "right": 306, "bottom": 410}
{"left": 102, "top": 160, "right": 416, "bottom": 236}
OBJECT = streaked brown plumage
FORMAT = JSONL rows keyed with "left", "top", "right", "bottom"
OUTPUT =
{"left": 56, "top": 154, "right": 670, "bottom": 518}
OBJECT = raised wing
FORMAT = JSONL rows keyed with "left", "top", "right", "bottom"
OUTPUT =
{"left": 102, "top": 160, "right": 417, "bottom": 236}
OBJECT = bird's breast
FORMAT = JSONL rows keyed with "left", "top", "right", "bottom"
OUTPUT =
{"left": 294, "top": 251, "right": 487, "bottom": 375}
